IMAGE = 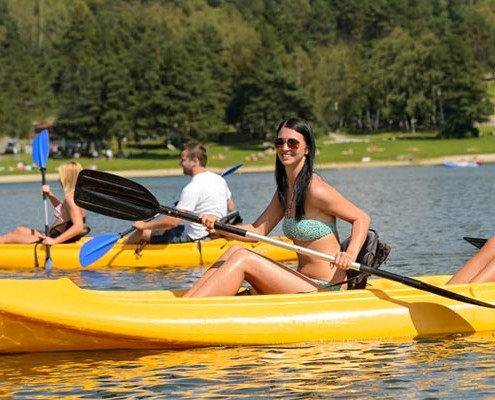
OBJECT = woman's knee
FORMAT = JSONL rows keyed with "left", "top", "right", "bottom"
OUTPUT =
{"left": 223, "top": 247, "right": 260, "bottom": 271}
{"left": 226, "top": 244, "right": 244, "bottom": 253}
{"left": 230, "top": 247, "right": 258, "bottom": 260}
{"left": 220, "top": 244, "right": 249, "bottom": 260}
{"left": 13, "top": 226, "right": 31, "bottom": 235}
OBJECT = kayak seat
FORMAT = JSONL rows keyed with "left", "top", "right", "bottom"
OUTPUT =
{"left": 219, "top": 211, "right": 243, "bottom": 226}
{"left": 341, "top": 229, "right": 391, "bottom": 290}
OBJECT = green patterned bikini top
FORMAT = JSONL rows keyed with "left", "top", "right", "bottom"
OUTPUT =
{"left": 282, "top": 217, "right": 337, "bottom": 242}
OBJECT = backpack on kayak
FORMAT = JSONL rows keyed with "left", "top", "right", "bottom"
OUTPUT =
{"left": 340, "top": 229, "right": 391, "bottom": 290}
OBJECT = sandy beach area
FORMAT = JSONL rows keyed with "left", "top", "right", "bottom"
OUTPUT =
{"left": 0, "top": 153, "right": 493, "bottom": 184}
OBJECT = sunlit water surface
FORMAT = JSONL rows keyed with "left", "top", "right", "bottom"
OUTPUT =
{"left": 1, "top": 163, "right": 494, "bottom": 398}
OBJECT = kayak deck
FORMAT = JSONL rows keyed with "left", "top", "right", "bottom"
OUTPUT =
{"left": 0, "top": 236, "right": 297, "bottom": 269}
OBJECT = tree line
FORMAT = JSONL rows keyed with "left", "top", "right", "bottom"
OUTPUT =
{"left": 1, "top": 0, "right": 494, "bottom": 155}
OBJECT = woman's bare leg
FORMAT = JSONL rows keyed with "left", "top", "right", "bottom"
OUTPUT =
{"left": 0, "top": 226, "right": 44, "bottom": 244}
{"left": 469, "top": 257, "right": 495, "bottom": 283}
{"left": 184, "top": 246, "right": 318, "bottom": 297}
{"left": 184, "top": 245, "right": 246, "bottom": 297}
{"left": 447, "top": 237, "right": 495, "bottom": 284}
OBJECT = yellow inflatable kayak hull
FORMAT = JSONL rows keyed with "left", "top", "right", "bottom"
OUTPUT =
{"left": 0, "top": 236, "right": 296, "bottom": 269}
{"left": 0, "top": 275, "right": 494, "bottom": 354}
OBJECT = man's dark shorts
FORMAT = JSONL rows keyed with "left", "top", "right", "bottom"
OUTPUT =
{"left": 149, "top": 225, "right": 192, "bottom": 244}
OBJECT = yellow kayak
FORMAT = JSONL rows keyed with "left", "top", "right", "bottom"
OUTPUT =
{"left": 0, "top": 275, "right": 494, "bottom": 354}
{"left": 0, "top": 236, "right": 297, "bottom": 269}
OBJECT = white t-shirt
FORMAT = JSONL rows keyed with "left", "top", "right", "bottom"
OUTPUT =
{"left": 176, "top": 170, "right": 232, "bottom": 240}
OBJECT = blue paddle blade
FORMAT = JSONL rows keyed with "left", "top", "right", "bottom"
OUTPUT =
{"left": 32, "top": 129, "right": 50, "bottom": 168}
{"left": 79, "top": 233, "right": 122, "bottom": 267}
{"left": 221, "top": 162, "right": 243, "bottom": 177}
{"left": 45, "top": 258, "right": 52, "bottom": 271}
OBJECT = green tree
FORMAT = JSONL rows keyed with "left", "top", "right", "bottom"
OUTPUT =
{"left": 434, "top": 1, "right": 493, "bottom": 137}
{"left": 309, "top": 43, "right": 366, "bottom": 131}
{"left": 95, "top": 7, "right": 140, "bottom": 156}
{"left": 438, "top": 37, "right": 492, "bottom": 138}
{"left": 0, "top": 0, "right": 54, "bottom": 138}
{"left": 54, "top": 0, "right": 104, "bottom": 152}
{"left": 228, "top": 33, "right": 314, "bottom": 140}
{"left": 158, "top": 26, "right": 228, "bottom": 144}
{"left": 366, "top": 27, "right": 443, "bottom": 132}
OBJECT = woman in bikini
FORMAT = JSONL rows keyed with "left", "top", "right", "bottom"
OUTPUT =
{"left": 184, "top": 117, "right": 370, "bottom": 297}
{"left": 0, "top": 161, "right": 88, "bottom": 245}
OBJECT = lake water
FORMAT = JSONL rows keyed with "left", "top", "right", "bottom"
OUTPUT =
{"left": 0, "top": 163, "right": 494, "bottom": 398}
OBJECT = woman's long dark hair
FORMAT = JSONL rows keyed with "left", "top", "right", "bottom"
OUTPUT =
{"left": 275, "top": 117, "right": 316, "bottom": 219}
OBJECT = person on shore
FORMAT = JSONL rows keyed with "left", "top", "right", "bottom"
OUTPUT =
{"left": 447, "top": 237, "right": 495, "bottom": 284}
{"left": 125, "top": 141, "right": 235, "bottom": 245}
{"left": 0, "top": 161, "right": 89, "bottom": 244}
{"left": 183, "top": 117, "right": 370, "bottom": 297}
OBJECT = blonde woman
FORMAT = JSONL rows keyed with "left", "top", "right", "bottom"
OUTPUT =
{"left": 0, "top": 161, "right": 89, "bottom": 244}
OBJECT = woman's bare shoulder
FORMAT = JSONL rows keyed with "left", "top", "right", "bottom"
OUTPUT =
{"left": 309, "top": 174, "right": 337, "bottom": 197}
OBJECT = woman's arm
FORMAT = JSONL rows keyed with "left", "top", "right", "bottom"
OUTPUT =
{"left": 311, "top": 177, "right": 370, "bottom": 264}
{"left": 41, "top": 184, "right": 62, "bottom": 208}
{"left": 43, "top": 193, "right": 85, "bottom": 245}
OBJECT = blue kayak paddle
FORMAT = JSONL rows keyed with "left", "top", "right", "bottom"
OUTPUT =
{"left": 78, "top": 163, "right": 243, "bottom": 267}
{"left": 32, "top": 129, "right": 52, "bottom": 270}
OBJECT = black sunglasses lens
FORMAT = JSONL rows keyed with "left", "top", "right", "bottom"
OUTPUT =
{"left": 274, "top": 138, "right": 300, "bottom": 149}
{"left": 287, "top": 139, "right": 299, "bottom": 149}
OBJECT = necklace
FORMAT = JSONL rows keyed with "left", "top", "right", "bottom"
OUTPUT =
{"left": 286, "top": 190, "right": 296, "bottom": 217}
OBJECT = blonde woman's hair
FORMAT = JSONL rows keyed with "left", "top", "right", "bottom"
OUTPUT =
{"left": 58, "top": 161, "right": 83, "bottom": 194}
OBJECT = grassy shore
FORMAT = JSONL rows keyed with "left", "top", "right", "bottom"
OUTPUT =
{"left": 1, "top": 128, "right": 494, "bottom": 183}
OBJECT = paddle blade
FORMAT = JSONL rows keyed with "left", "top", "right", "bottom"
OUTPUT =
{"left": 221, "top": 163, "right": 243, "bottom": 177}
{"left": 75, "top": 170, "right": 159, "bottom": 221}
{"left": 79, "top": 233, "right": 122, "bottom": 267}
{"left": 463, "top": 237, "right": 487, "bottom": 249}
{"left": 32, "top": 129, "right": 50, "bottom": 168}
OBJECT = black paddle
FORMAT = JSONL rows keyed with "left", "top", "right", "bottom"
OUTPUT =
{"left": 78, "top": 163, "right": 242, "bottom": 267}
{"left": 74, "top": 169, "right": 495, "bottom": 309}
{"left": 463, "top": 237, "right": 487, "bottom": 249}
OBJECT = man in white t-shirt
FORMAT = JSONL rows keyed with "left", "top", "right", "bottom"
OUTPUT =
{"left": 125, "top": 142, "right": 235, "bottom": 244}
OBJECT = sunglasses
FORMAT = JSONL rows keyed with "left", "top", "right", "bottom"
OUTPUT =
{"left": 274, "top": 138, "right": 300, "bottom": 150}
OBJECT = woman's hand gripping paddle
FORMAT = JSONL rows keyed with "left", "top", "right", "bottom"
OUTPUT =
{"left": 78, "top": 163, "right": 243, "bottom": 267}
{"left": 32, "top": 129, "right": 52, "bottom": 270}
{"left": 74, "top": 169, "right": 495, "bottom": 309}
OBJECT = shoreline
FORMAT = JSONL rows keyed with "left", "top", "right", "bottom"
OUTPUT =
{"left": 0, "top": 153, "right": 493, "bottom": 184}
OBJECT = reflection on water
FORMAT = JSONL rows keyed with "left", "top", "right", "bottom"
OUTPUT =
{"left": 1, "top": 335, "right": 494, "bottom": 399}
{"left": 1, "top": 165, "right": 495, "bottom": 398}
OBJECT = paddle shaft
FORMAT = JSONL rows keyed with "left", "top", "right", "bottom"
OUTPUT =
{"left": 160, "top": 205, "right": 495, "bottom": 309}
{"left": 32, "top": 129, "right": 52, "bottom": 270}
{"left": 40, "top": 168, "right": 50, "bottom": 233}
{"left": 40, "top": 167, "right": 52, "bottom": 267}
